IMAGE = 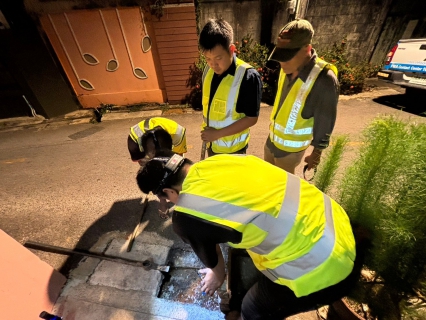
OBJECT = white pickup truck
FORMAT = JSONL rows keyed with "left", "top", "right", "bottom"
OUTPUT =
{"left": 377, "top": 38, "right": 426, "bottom": 91}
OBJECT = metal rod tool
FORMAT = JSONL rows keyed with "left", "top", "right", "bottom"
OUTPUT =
{"left": 24, "top": 241, "right": 170, "bottom": 272}
{"left": 127, "top": 194, "right": 149, "bottom": 252}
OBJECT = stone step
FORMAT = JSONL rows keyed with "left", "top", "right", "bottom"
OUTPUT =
{"left": 54, "top": 287, "right": 224, "bottom": 320}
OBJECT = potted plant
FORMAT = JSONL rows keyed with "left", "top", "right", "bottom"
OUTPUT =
{"left": 313, "top": 116, "right": 426, "bottom": 319}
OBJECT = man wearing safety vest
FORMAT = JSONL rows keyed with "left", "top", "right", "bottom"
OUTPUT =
{"left": 136, "top": 151, "right": 359, "bottom": 320}
{"left": 128, "top": 117, "right": 187, "bottom": 165}
{"left": 128, "top": 117, "right": 187, "bottom": 219}
{"left": 264, "top": 19, "right": 339, "bottom": 174}
{"left": 199, "top": 19, "right": 262, "bottom": 157}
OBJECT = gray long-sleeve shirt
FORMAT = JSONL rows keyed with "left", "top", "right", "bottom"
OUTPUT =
{"left": 267, "top": 50, "right": 339, "bottom": 157}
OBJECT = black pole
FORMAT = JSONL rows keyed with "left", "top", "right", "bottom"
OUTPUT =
{"left": 24, "top": 241, "right": 169, "bottom": 272}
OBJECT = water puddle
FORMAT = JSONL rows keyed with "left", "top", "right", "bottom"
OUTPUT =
{"left": 158, "top": 267, "right": 220, "bottom": 311}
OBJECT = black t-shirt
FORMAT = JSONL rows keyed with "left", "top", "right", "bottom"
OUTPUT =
{"left": 208, "top": 58, "right": 262, "bottom": 117}
{"left": 172, "top": 210, "right": 242, "bottom": 268}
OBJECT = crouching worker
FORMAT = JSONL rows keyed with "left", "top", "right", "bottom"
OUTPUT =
{"left": 129, "top": 117, "right": 187, "bottom": 219}
{"left": 128, "top": 117, "right": 187, "bottom": 165}
{"left": 136, "top": 151, "right": 360, "bottom": 320}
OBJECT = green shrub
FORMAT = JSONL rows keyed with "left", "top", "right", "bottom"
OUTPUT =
{"left": 313, "top": 135, "right": 348, "bottom": 194}
{"left": 234, "top": 35, "right": 269, "bottom": 72}
{"left": 316, "top": 116, "right": 426, "bottom": 319}
{"left": 235, "top": 35, "right": 277, "bottom": 105}
{"left": 185, "top": 53, "right": 206, "bottom": 110}
{"left": 318, "top": 38, "right": 382, "bottom": 95}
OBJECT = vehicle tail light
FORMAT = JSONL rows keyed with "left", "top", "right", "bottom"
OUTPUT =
{"left": 385, "top": 45, "right": 398, "bottom": 65}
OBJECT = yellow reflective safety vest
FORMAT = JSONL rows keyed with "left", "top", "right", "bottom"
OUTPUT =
{"left": 270, "top": 58, "right": 338, "bottom": 152}
{"left": 130, "top": 117, "right": 187, "bottom": 154}
{"left": 202, "top": 58, "right": 252, "bottom": 153}
{"left": 175, "top": 155, "right": 355, "bottom": 297}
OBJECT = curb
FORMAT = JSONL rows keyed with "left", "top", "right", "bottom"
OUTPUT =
{"left": 0, "top": 84, "right": 400, "bottom": 132}
{"left": 0, "top": 105, "right": 203, "bottom": 132}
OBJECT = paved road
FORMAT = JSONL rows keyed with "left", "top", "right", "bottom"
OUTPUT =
{"left": 0, "top": 82, "right": 425, "bottom": 274}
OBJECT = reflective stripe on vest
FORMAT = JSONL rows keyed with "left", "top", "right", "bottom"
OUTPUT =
{"left": 144, "top": 118, "right": 151, "bottom": 130}
{"left": 176, "top": 174, "right": 336, "bottom": 281}
{"left": 212, "top": 132, "right": 249, "bottom": 148}
{"left": 202, "top": 64, "right": 209, "bottom": 83}
{"left": 273, "top": 122, "right": 313, "bottom": 135}
{"left": 131, "top": 124, "right": 145, "bottom": 151}
{"left": 132, "top": 124, "right": 144, "bottom": 138}
{"left": 202, "top": 58, "right": 252, "bottom": 153}
{"left": 264, "top": 194, "right": 335, "bottom": 281}
{"left": 271, "top": 63, "right": 322, "bottom": 151}
{"left": 270, "top": 134, "right": 311, "bottom": 148}
{"left": 270, "top": 59, "right": 332, "bottom": 152}
{"left": 175, "top": 124, "right": 184, "bottom": 138}
{"left": 202, "top": 63, "right": 249, "bottom": 129}
{"left": 285, "top": 63, "right": 322, "bottom": 132}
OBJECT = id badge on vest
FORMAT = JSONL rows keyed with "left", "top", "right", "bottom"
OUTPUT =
{"left": 211, "top": 99, "right": 227, "bottom": 117}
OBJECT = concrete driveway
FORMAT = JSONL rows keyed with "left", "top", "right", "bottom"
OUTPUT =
{"left": 0, "top": 81, "right": 425, "bottom": 274}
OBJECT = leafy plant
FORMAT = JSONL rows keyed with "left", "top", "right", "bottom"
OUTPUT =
{"left": 318, "top": 38, "right": 382, "bottom": 95}
{"left": 150, "top": 0, "right": 166, "bottom": 18}
{"left": 235, "top": 34, "right": 278, "bottom": 105}
{"left": 185, "top": 53, "right": 206, "bottom": 110}
{"left": 313, "top": 135, "right": 348, "bottom": 194}
{"left": 316, "top": 116, "right": 426, "bottom": 319}
{"left": 234, "top": 34, "right": 269, "bottom": 73}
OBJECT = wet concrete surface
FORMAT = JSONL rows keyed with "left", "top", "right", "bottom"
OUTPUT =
{"left": 159, "top": 268, "right": 220, "bottom": 311}
{"left": 158, "top": 245, "right": 229, "bottom": 312}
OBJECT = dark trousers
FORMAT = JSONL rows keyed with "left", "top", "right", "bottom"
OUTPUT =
{"left": 207, "top": 144, "right": 248, "bottom": 157}
{"left": 240, "top": 272, "right": 356, "bottom": 320}
{"left": 239, "top": 225, "right": 369, "bottom": 319}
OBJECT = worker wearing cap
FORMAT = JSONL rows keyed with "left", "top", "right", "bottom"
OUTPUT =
{"left": 265, "top": 19, "right": 339, "bottom": 174}
{"left": 128, "top": 117, "right": 187, "bottom": 164}
{"left": 128, "top": 117, "right": 186, "bottom": 219}
{"left": 199, "top": 19, "right": 262, "bottom": 157}
{"left": 136, "top": 151, "right": 359, "bottom": 320}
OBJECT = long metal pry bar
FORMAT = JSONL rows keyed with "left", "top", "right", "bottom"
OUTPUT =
{"left": 24, "top": 241, "right": 170, "bottom": 272}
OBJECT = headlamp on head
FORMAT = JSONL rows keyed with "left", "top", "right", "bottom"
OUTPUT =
{"left": 153, "top": 154, "right": 185, "bottom": 195}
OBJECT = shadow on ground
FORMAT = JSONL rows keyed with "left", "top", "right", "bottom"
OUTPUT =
{"left": 373, "top": 91, "right": 426, "bottom": 117}
{"left": 59, "top": 197, "right": 179, "bottom": 276}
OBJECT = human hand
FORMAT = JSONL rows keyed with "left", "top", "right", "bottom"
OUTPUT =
{"left": 304, "top": 149, "right": 322, "bottom": 170}
{"left": 201, "top": 127, "right": 221, "bottom": 142}
{"left": 198, "top": 267, "right": 225, "bottom": 296}
{"left": 158, "top": 197, "right": 170, "bottom": 220}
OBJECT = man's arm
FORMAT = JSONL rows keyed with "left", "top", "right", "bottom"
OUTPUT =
{"left": 172, "top": 210, "right": 242, "bottom": 295}
{"left": 199, "top": 244, "right": 226, "bottom": 296}
{"left": 303, "top": 68, "right": 339, "bottom": 169}
{"left": 201, "top": 116, "right": 258, "bottom": 142}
